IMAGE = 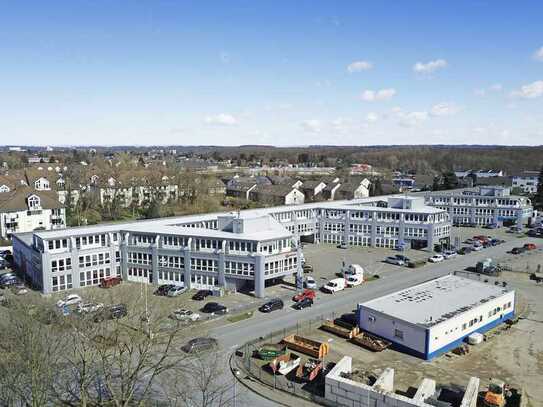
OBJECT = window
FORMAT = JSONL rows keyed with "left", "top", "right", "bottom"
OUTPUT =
{"left": 394, "top": 329, "right": 404, "bottom": 340}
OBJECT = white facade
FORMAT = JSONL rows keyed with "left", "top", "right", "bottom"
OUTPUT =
{"left": 284, "top": 188, "right": 305, "bottom": 205}
{"left": 512, "top": 171, "right": 539, "bottom": 194}
{"left": 358, "top": 275, "right": 515, "bottom": 359}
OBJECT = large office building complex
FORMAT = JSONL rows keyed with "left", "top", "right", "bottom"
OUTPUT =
{"left": 13, "top": 195, "right": 451, "bottom": 296}
{"left": 357, "top": 275, "right": 515, "bottom": 360}
{"left": 424, "top": 186, "right": 533, "bottom": 227}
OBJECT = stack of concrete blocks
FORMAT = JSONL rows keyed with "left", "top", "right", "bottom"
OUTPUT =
{"left": 324, "top": 356, "right": 480, "bottom": 407}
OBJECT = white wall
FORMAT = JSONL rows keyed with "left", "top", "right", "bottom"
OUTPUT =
{"left": 428, "top": 291, "right": 515, "bottom": 354}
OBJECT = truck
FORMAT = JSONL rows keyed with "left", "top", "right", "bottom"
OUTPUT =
{"left": 476, "top": 258, "right": 501, "bottom": 276}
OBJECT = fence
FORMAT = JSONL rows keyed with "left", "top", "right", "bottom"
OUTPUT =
{"left": 233, "top": 311, "right": 347, "bottom": 403}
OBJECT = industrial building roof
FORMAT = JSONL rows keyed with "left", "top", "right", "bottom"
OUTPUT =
{"left": 359, "top": 275, "right": 512, "bottom": 328}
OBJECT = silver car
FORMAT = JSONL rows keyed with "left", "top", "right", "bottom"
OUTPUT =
{"left": 167, "top": 285, "right": 187, "bottom": 297}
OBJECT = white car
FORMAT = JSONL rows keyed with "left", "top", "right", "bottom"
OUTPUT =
{"left": 322, "top": 278, "right": 346, "bottom": 293}
{"left": 167, "top": 285, "right": 187, "bottom": 297}
{"left": 56, "top": 294, "right": 82, "bottom": 308}
{"left": 442, "top": 250, "right": 457, "bottom": 259}
{"left": 77, "top": 302, "right": 104, "bottom": 314}
{"left": 472, "top": 245, "right": 483, "bottom": 251}
{"left": 305, "top": 276, "right": 317, "bottom": 290}
{"left": 345, "top": 275, "right": 363, "bottom": 287}
{"left": 171, "top": 309, "right": 201, "bottom": 322}
{"left": 385, "top": 256, "right": 404, "bottom": 266}
{"left": 428, "top": 254, "right": 444, "bottom": 263}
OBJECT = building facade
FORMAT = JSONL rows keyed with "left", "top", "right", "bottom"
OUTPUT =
{"left": 13, "top": 195, "right": 451, "bottom": 295}
{"left": 358, "top": 275, "right": 515, "bottom": 360}
{"left": 424, "top": 186, "right": 533, "bottom": 227}
{"left": 512, "top": 171, "right": 539, "bottom": 194}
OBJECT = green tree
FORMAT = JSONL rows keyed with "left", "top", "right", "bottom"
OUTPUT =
{"left": 442, "top": 172, "right": 459, "bottom": 190}
{"left": 534, "top": 165, "right": 543, "bottom": 210}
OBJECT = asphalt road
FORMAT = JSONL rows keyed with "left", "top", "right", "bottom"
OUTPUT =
{"left": 210, "top": 236, "right": 533, "bottom": 406}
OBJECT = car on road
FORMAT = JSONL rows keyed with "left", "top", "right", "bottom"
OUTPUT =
{"left": 181, "top": 337, "right": 218, "bottom": 353}
{"left": 56, "top": 294, "right": 82, "bottom": 308}
{"left": 293, "top": 297, "right": 313, "bottom": 310}
{"left": 471, "top": 244, "right": 483, "bottom": 251}
{"left": 292, "top": 289, "right": 316, "bottom": 302}
{"left": 192, "top": 289, "right": 213, "bottom": 301}
{"left": 442, "top": 250, "right": 457, "bottom": 259}
{"left": 304, "top": 276, "right": 317, "bottom": 290}
{"left": 428, "top": 254, "right": 444, "bottom": 263}
{"left": 524, "top": 243, "right": 537, "bottom": 250}
{"left": 385, "top": 256, "right": 405, "bottom": 266}
{"left": 322, "top": 278, "right": 346, "bottom": 293}
{"left": 170, "top": 308, "right": 201, "bottom": 322}
{"left": 345, "top": 274, "right": 363, "bottom": 287}
{"left": 155, "top": 284, "right": 175, "bottom": 296}
{"left": 167, "top": 285, "right": 187, "bottom": 297}
{"left": 201, "top": 302, "right": 228, "bottom": 314}
{"left": 94, "top": 304, "right": 128, "bottom": 322}
{"left": 259, "top": 298, "right": 284, "bottom": 313}
{"left": 511, "top": 247, "right": 526, "bottom": 255}
{"left": 77, "top": 302, "right": 104, "bottom": 314}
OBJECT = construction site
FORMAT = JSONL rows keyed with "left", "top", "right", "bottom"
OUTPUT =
{"left": 233, "top": 258, "right": 543, "bottom": 407}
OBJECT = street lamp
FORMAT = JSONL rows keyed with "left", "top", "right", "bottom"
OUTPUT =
{"left": 232, "top": 367, "right": 240, "bottom": 407}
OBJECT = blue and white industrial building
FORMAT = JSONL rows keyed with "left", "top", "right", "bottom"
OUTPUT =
{"left": 357, "top": 274, "right": 515, "bottom": 360}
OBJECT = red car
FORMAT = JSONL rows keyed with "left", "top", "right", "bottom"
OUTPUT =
{"left": 293, "top": 289, "right": 316, "bottom": 302}
{"left": 524, "top": 243, "right": 537, "bottom": 250}
{"left": 474, "top": 235, "right": 490, "bottom": 243}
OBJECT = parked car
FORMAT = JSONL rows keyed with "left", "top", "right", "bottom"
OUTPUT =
{"left": 292, "top": 289, "right": 316, "bottom": 302}
{"left": 259, "top": 298, "right": 284, "bottom": 313}
{"left": 0, "top": 276, "right": 19, "bottom": 288}
{"left": 201, "top": 302, "right": 228, "bottom": 314}
{"left": 442, "top": 250, "right": 457, "bottom": 259}
{"left": 485, "top": 223, "right": 498, "bottom": 229}
{"left": 511, "top": 247, "right": 526, "bottom": 255}
{"left": 471, "top": 245, "right": 483, "bottom": 251}
{"left": 167, "top": 285, "right": 187, "bottom": 297}
{"left": 385, "top": 256, "right": 405, "bottom": 266}
{"left": 524, "top": 243, "right": 537, "bottom": 250}
{"left": 170, "top": 308, "right": 201, "bottom": 322}
{"left": 0, "top": 272, "right": 16, "bottom": 283}
{"left": 458, "top": 247, "right": 473, "bottom": 255}
{"left": 304, "top": 276, "right": 317, "bottom": 290}
{"left": 99, "top": 276, "right": 122, "bottom": 288}
{"left": 181, "top": 337, "right": 218, "bottom": 353}
{"left": 56, "top": 294, "right": 82, "bottom": 308}
{"left": 94, "top": 304, "right": 128, "bottom": 322}
{"left": 322, "top": 278, "right": 346, "bottom": 293}
{"left": 77, "top": 302, "right": 104, "bottom": 314}
{"left": 345, "top": 274, "right": 363, "bottom": 287}
{"left": 155, "top": 284, "right": 175, "bottom": 296}
{"left": 428, "top": 254, "right": 444, "bottom": 263}
{"left": 464, "top": 238, "right": 475, "bottom": 245}
{"left": 303, "top": 264, "right": 314, "bottom": 273}
{"left": 395, "top": 254, "right": 410, "bottom": 263}
{"left": 192, "top": 289, "right": 213, "bottom": 301}
{"left": 293, "top": 297, "right": 313, "bottom": 310}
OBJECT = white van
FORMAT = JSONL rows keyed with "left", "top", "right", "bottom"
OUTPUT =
{"left": 322, "top": 278, "right": 346, "bottom": 293}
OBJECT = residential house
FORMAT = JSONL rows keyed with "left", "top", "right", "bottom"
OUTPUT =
{"left": 249, "top": 185, "right": 305, "bottom": 206}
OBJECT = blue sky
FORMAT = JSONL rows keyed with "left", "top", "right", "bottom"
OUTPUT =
{"left": 1, "top": 1, "right": 542, "bottom": 146}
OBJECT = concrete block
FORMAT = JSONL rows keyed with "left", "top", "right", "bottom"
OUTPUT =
{"left": 373, "top": 367, "right": 394, "bottom": 392}
{"left": 460, "top": 377, "right": 480, "bottom": 407}
{"left": 335, "top": 394, "right": 355, "bottom": 407}
{"left": 413, "top": 378, "right": 436, "bottom": 402}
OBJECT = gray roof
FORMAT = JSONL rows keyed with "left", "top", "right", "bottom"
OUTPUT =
{"left": 359, "top": 275, "right": 512, "bottom": 328}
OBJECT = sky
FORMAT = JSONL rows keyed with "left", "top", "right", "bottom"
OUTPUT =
{"left": 1, "top": 1, "right": 542, "bottom": 146}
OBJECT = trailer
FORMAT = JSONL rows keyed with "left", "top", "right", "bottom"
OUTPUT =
{"left": 269, "top": 352, "right": 301, "bottom": 375}
{"left": 281, "top": 334, "right": 330, "bottom": 359}
{"left": 256, "top": 343, "right": 287, "bottom": 360}
{"left": 351, "top": 331, "right": 391, "bottom": 352}
{"left": 320, "top": 319, "right": 360, "bottom": 339}
{"left": 295, "top": 358, "right": 323, "bottom": 382}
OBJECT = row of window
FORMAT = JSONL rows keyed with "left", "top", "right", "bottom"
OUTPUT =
{"left": 79, "top": 252, "right": 111, "bottom": 268}
{"left": 51, "top": 257, "right": 72, "bottom": 272}
{"left": 264, "top": 256, "right": 297, "bottom": 276}
{"left": 128, "top": 252, "right": 152, "bottom": 265}
{"left": 52, "top": 274, "right": 73, "bottom": 292}
{"left": 191, "top": 258, "right": 218, "bottom": 272}
{"left": 158, "top": 255, "right": 184, "bottom": 269}
{"left": 225, "top": 261, "right": 255, "bottom": 276}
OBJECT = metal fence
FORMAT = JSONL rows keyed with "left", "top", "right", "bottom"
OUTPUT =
{"left": 233, "top": 311, "right": 345, "bottom": 402}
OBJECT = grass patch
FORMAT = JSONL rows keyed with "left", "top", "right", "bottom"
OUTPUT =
{"left": 227, "top": 311, "right": 254, "bottom": 323}
{"left": 365, "top": 275, "right": 380, "bottom": 282}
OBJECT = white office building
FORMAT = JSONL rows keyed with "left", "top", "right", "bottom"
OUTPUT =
{"left": 512, "top": 171, "right": 539, "bottom": 194}
{"left": 12, "top": 195, "right": 451, "bottom": 295}
{"left": 424, "top": 186, "right": 533, "bottom": 227}
{"left": 357, "top": 275, "right": 515, "bottom": 360}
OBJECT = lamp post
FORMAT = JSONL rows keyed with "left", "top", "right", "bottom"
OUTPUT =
{"left": 232, "top": 367, "right": 240, "bottom": 407}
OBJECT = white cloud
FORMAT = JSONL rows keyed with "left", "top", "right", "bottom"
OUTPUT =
{"left": 394, "top": 110, "right": 428, "bottom": 127}
{"left": 533, "top": 46, "right": 543, "bottom": 62}
{"left": 366, "top": 112, "right": 379, "bottom": 122}
{"left": 474, "top": 88, "right": 486, "bottom": 97}
{"left": 510, "top": 80, "right": 543, "bottom": 99}
{"left": 300, "top": 119, "right": 322, "bottom": 133}
{"left": 413, "top": 59, "right": 447, "bottom": 74}
{"left": 430, "top": 102, "right": 461, "bottom": 117}
{"left": 347, "top": 60, "right": 373, "bottom": 73}
{"left": 360, "top": 88, "right": 396, "bottom": 102}
{"left": 204, "top": 113, "right": 238, "bottom": 126}
{"left": 490, "top": 83, "right": 503, "bottom": 92}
